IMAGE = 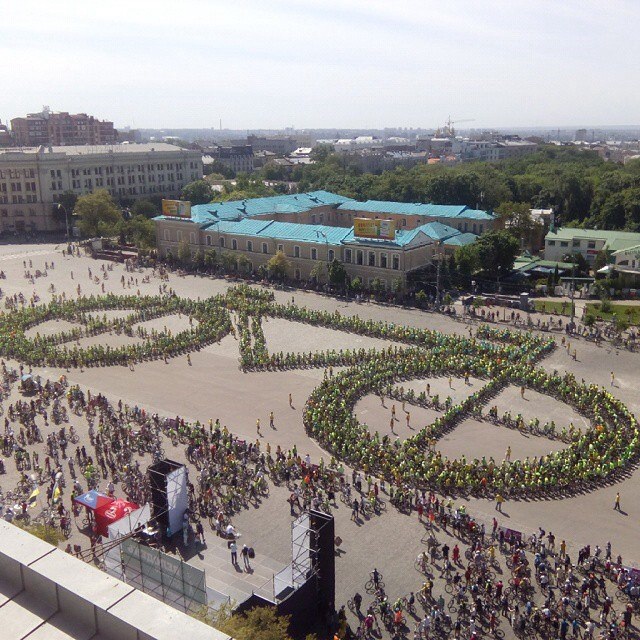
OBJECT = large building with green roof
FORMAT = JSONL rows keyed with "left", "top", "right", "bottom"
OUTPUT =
{"left": 544, "top": 227, "right": 640, "bottom": 264}
{"left": 154, "top": 191, "right": 489, "bottom": 289}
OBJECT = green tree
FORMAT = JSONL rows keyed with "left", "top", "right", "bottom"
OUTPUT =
{"left": 74, "top": 189, "right": 123, "bottom": 237}
{"left": 328, "top": 259, "right": 348, "bottom": 287}
{"left": 266, "top": 251, "right": 291, "bottom": 280}
{"left": 181, "top": 180, "right": 213, "bottom": 205}
{"left": 236, "top": 254, "right": 251, "bottom": 274}
{"left": 309, "top": 261, "right": 325, "bottom": 283}
{"left": 53, "top": 190, "right": 78, "bottom": 225}
{"left": 193, "top": 248, "right": 204, "bottom": 269}
{"left": 415, "top": 289, "right": 428, "bottom": 307}
{"left": 454, "top": 244, "right": 480, "bottom": 277}
{"left": 495, "top": 201, "right": 543, "bottom": 249}
{"left": 350, "top": 276, "right": 363, "bottom": 292}
{"left": 195, "top": 604, "right": 294, "bottom": 640}
{"left": 131, "top": 198, "right": 159, "bottom": 218}
{"left": 204, "top": 249, "right": 218, "bottom": 270}
{"left": 119, "top": 215, "right": 156, "bottom": 250}
{"left": 219, "top": 251, "right": 238, "bottom": 272}
{"left": 473, "top": 230, "right": 520, "bottom": 274}
{"left": 594, "top": 250, "right": 608, "bottom": 272}
{"left": 177, "top": 239, "right": 191, "bottom": 265}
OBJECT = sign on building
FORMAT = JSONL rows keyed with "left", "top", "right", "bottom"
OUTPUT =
{"left": 354, "top": 218, "right": 395, "bottom": 240}
{"left": 162, "top": 199, "right": 192, "bottom": 217}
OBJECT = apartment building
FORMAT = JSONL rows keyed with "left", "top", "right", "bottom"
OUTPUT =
{"left": 0, "top": 143, "right": 202, "bottom": 233}
{"left": 154, "top": 191, "right": 480, "bottom": 288}
{"left": 10, "top": 108, "right": 117, "bottom": 146}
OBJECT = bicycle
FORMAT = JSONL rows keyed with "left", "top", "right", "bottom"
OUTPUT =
{"left": 365, "top": 578, "right": 385, "bottom": 594}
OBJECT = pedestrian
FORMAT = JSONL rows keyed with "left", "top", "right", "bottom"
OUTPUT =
{"left": 269, "top": 411, "right": 274, "bottom": 429}
{"left": 241, "top": 544, "right": 251, "bottom": 570}
{"left": 614, "top": 492, "right": 621, "bottom": 511}
{"left": 495, "top": 493, "right": 504, "bottom": 512}
{"left": 230, "top": 541, "right": 238, "bottom": 565}
{"left": 520, "top": 386, "right": 525, "bottom": 399}
{"left": 611, "top": 371, "right": 615, "bottom": 387}
{"left": 351, "top": 498, "right": 359, "bottom": 521}
{"left": 196, "top": 520, "right": 205, "bottom": 544}
{"left": 288, "top": 393, "right": 293, "bottom": 408}
{"left": 256, "top": 419, "right": 261, "bottom": 436}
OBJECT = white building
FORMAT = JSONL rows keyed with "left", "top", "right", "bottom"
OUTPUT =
{"left": 0, "top": 143, "right": 202, "bottom": 233}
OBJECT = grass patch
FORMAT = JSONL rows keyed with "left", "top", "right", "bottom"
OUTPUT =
{"left": 533, "top": 300, "right": 575, "bottom": 315}
{"left": 584, "top": 302, "right": 640, "bottom": 326}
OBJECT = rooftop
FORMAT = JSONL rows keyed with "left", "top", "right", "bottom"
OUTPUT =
{"left": 337, "top": 200, "right": 495, "bottom": 220}
{"left": 545, "top": 227, "right": 640, "bottom": 252}
{"left": 0, "top": 143, "right": 192, "bottom": 157}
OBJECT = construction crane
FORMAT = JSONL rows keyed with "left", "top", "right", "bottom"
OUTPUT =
{"left": 438, "top": 116, "right": 475, "bottom": 137}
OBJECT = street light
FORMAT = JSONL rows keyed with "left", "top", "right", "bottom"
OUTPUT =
{"left": 57, "top": 203, "right": 70, "bottom": 241}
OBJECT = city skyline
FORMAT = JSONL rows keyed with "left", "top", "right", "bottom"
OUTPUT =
{"left": 2, "top": 0, "right": 639, "bottom": 130}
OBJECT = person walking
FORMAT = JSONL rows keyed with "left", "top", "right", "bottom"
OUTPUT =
{"left": 614, "top": 492, "right": 621, "bottom": 511}
{"left": 241, "top": 544, "right": 251, "bottom": 570}
{"left": 269, "top": 411, "right": 275, "bottom": 429}
{"left": 610, "top": 371, "right": 615, "bottom": 387}
{"left": 230, "top": 541, "right": 238, "bottom": 565}
{"left": 196, "top": 520, "right": 205, "bottom": 545}
{"left": 495, "top": 493, "right": 504, "bottom": 512}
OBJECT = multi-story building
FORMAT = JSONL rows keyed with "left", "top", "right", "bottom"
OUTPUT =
{"left": 154, "top": 191, "right": 485, "bottom": 288}
{"left": 10, "top": 108, "right": 117, "bottom": 147}
{"left": 0, "top": 121, "right": 13, "bottom": 147}
{"left": 0, "top": 143, "right": 202, "bottom": 233}
{"left": 204, "top": 145, "right": 254, "bottom": 174}
{"left": 544, "top": 228, "right": 640, "bottom": 265}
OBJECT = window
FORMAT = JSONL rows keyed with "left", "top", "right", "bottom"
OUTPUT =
{"left": 262, "top": 243, "right": 268, "bottom": 254}
{"left": 328, "top": 249, "right": 334, "bottom": 261}
{"left": 368, "top": 252, "right": 376, "bottom": 267}
{"left": 163, "top": 229, "right": 170, "bottom": 241}
{"left": 311, "top": 248, "right": 317, "bottom": 260}
{"left": 479, "top": 224, "right": 483, "bottom": 233}
{"left": 311, "top": 214, "right": 316, "bottom": 224}
{"left": 472, "top": 224, "right": 477, "bottom": 234}
{"left": 206, "top": 236, "right": 212, "bottom": 246}
{"left": 588, "top": 241, "right": 596, "bottom": 249}
{"left": 247, "top": 240, "right": 253, "bottom": 252}
{"left": 189, "top": 232, "right": 196, "bottom": 244}
{"left": 392, "top": 254, "right": 400, "bottom": 270}
{"left": 219, "top": 236, "right": 225, "bottom": 248}
{"left": 380, "top": 253, "right": 388, "bottom": 268}
{"left": 356, "top": 250, "right": 363, "bottom": 265}
{"left": 277, "top": 244, "right": 284, "bottom": 253}
{"left": 344, "top": 248, "right": 352, "bottom": 263}
{"left": 232, "top": 239, "right": 238, "bottom": 250}
{"left": 177, "top": 230, "right": 183, "bottom": 242}
{"left": 402, "top": 219, "right": 407, "bottom": 227}
{"left": 572, "top": 240, "right": 580, "bottom": 248}
{"left": 560, "top": 241, "right": 569, "bottom": 248}
{"left": 548, "top": 240, "right": 556, "bottom": 246}
{"left": 294, "top": 246, "right": 300, "bottom": 258}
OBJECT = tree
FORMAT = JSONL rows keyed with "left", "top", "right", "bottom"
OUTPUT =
{"left": 564, "top": 252, "right": 589, "bottom": 276}
{"left": 194, "top": 604, "right": 295, "bottom": 640}
{"left": 204, "top": 249, "right": 218, "bottom": 270}
{"left": 328, "top": 259, "right": 348, "bottom": 287}
{"left": 74, "top": 190, "right": 123, "bottom": 237}
{"left": 219, "top": 251, "right": 238, "bottom": 273}
{"left": 181, "top": 180, "right": 213, "bottom": 205}
{"left": 350, "top": 276, "right": 363, "bottom": 292}
{"left": 193, "top": 249, "right": 204, "bottom": 269}
{"left": 454, "top": 244, "right": 480, "bottom": 277}
{"left": 236, "top": 254, "right": 251, "bottom": 274}
{"left": 370, "top": 277, "right": 385, "bottom": 296}
{"left": 119, "top": 215, "right": 156, "bottom": 250}
{"left": 53, "top": 190, "right": 78, "bottom": 224}
{"left": 415, "top": 289, "right": 428, "bottom": 307}
{"left": 177, "top": 239, "right": 191, "bottom": 265}
{"left": 131, "top": 198, "right": 159, "bottom": 218}
{"left": 309, "top": 261, "right": 325, "bottom": 283}
{"left": 594, "top": 250, "right": 608, "bottom": 272}
{"left": 266, "top": 251, "right": 291, "bottom": 280}
{"left": 473, "top": 230, "right": 520, "bottom": 274}
{"left": 495, "top": 201, "right": 543, "bottom": 250}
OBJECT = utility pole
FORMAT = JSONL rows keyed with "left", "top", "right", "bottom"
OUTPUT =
{"left": 570, "top": 258, "right": 576, "bottom": 324}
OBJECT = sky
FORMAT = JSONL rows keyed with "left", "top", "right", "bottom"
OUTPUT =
{"left": 2, "top": 0, "right": 639, "bottom": 130}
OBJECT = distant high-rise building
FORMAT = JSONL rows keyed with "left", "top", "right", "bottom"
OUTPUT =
{"left": 10, "top": 107, "right": 117, "bottom": 147}
{"left": 574, "top": 129, "right": 588, "bottom": 142}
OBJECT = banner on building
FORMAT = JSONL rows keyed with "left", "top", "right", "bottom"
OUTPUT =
{"left": 162, "top": 199, "right": 192, "bottom": 217}
{"left": 354, "top": 218, "right": 395, "bottom": 240}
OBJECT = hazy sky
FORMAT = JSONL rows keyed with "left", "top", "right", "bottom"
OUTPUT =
{"left": 3, "top": 0, "right": 639, "bottom": 130}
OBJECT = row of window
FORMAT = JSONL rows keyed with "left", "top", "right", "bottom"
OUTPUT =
{"left": 2, "top": 195, "right": 38, "bottom": 204}
{"left": 0, "top": 208, "right": 37, "bottom": 217}
{"left": 0, "top": 169, "right": 35, "bottom": 179}
{"left": 164, "top": 230, "right": 402, "bottom": 268}
{"left": 547, "top": 239, "right": 597, "bottom": 249}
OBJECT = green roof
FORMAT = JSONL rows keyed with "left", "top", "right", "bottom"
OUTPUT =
{"left": 545, "top": 227, "right": 640, "bottom": 252}
{"left": 337, "top": 200, "right": 494, "bottom": 220}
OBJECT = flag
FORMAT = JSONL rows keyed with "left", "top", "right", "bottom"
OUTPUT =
{"left": 28, "top": 487, "right": 40, "bottom": 505}
{"left": 52, "top": 485, "right": 61, "bottom": 503}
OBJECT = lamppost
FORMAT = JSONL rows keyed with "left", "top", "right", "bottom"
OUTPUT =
{"left": 316, "top": 230, "right": 329, "bottom": 284}
{"left": 56, "top": 203, "right": 70, "bottom": 241}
